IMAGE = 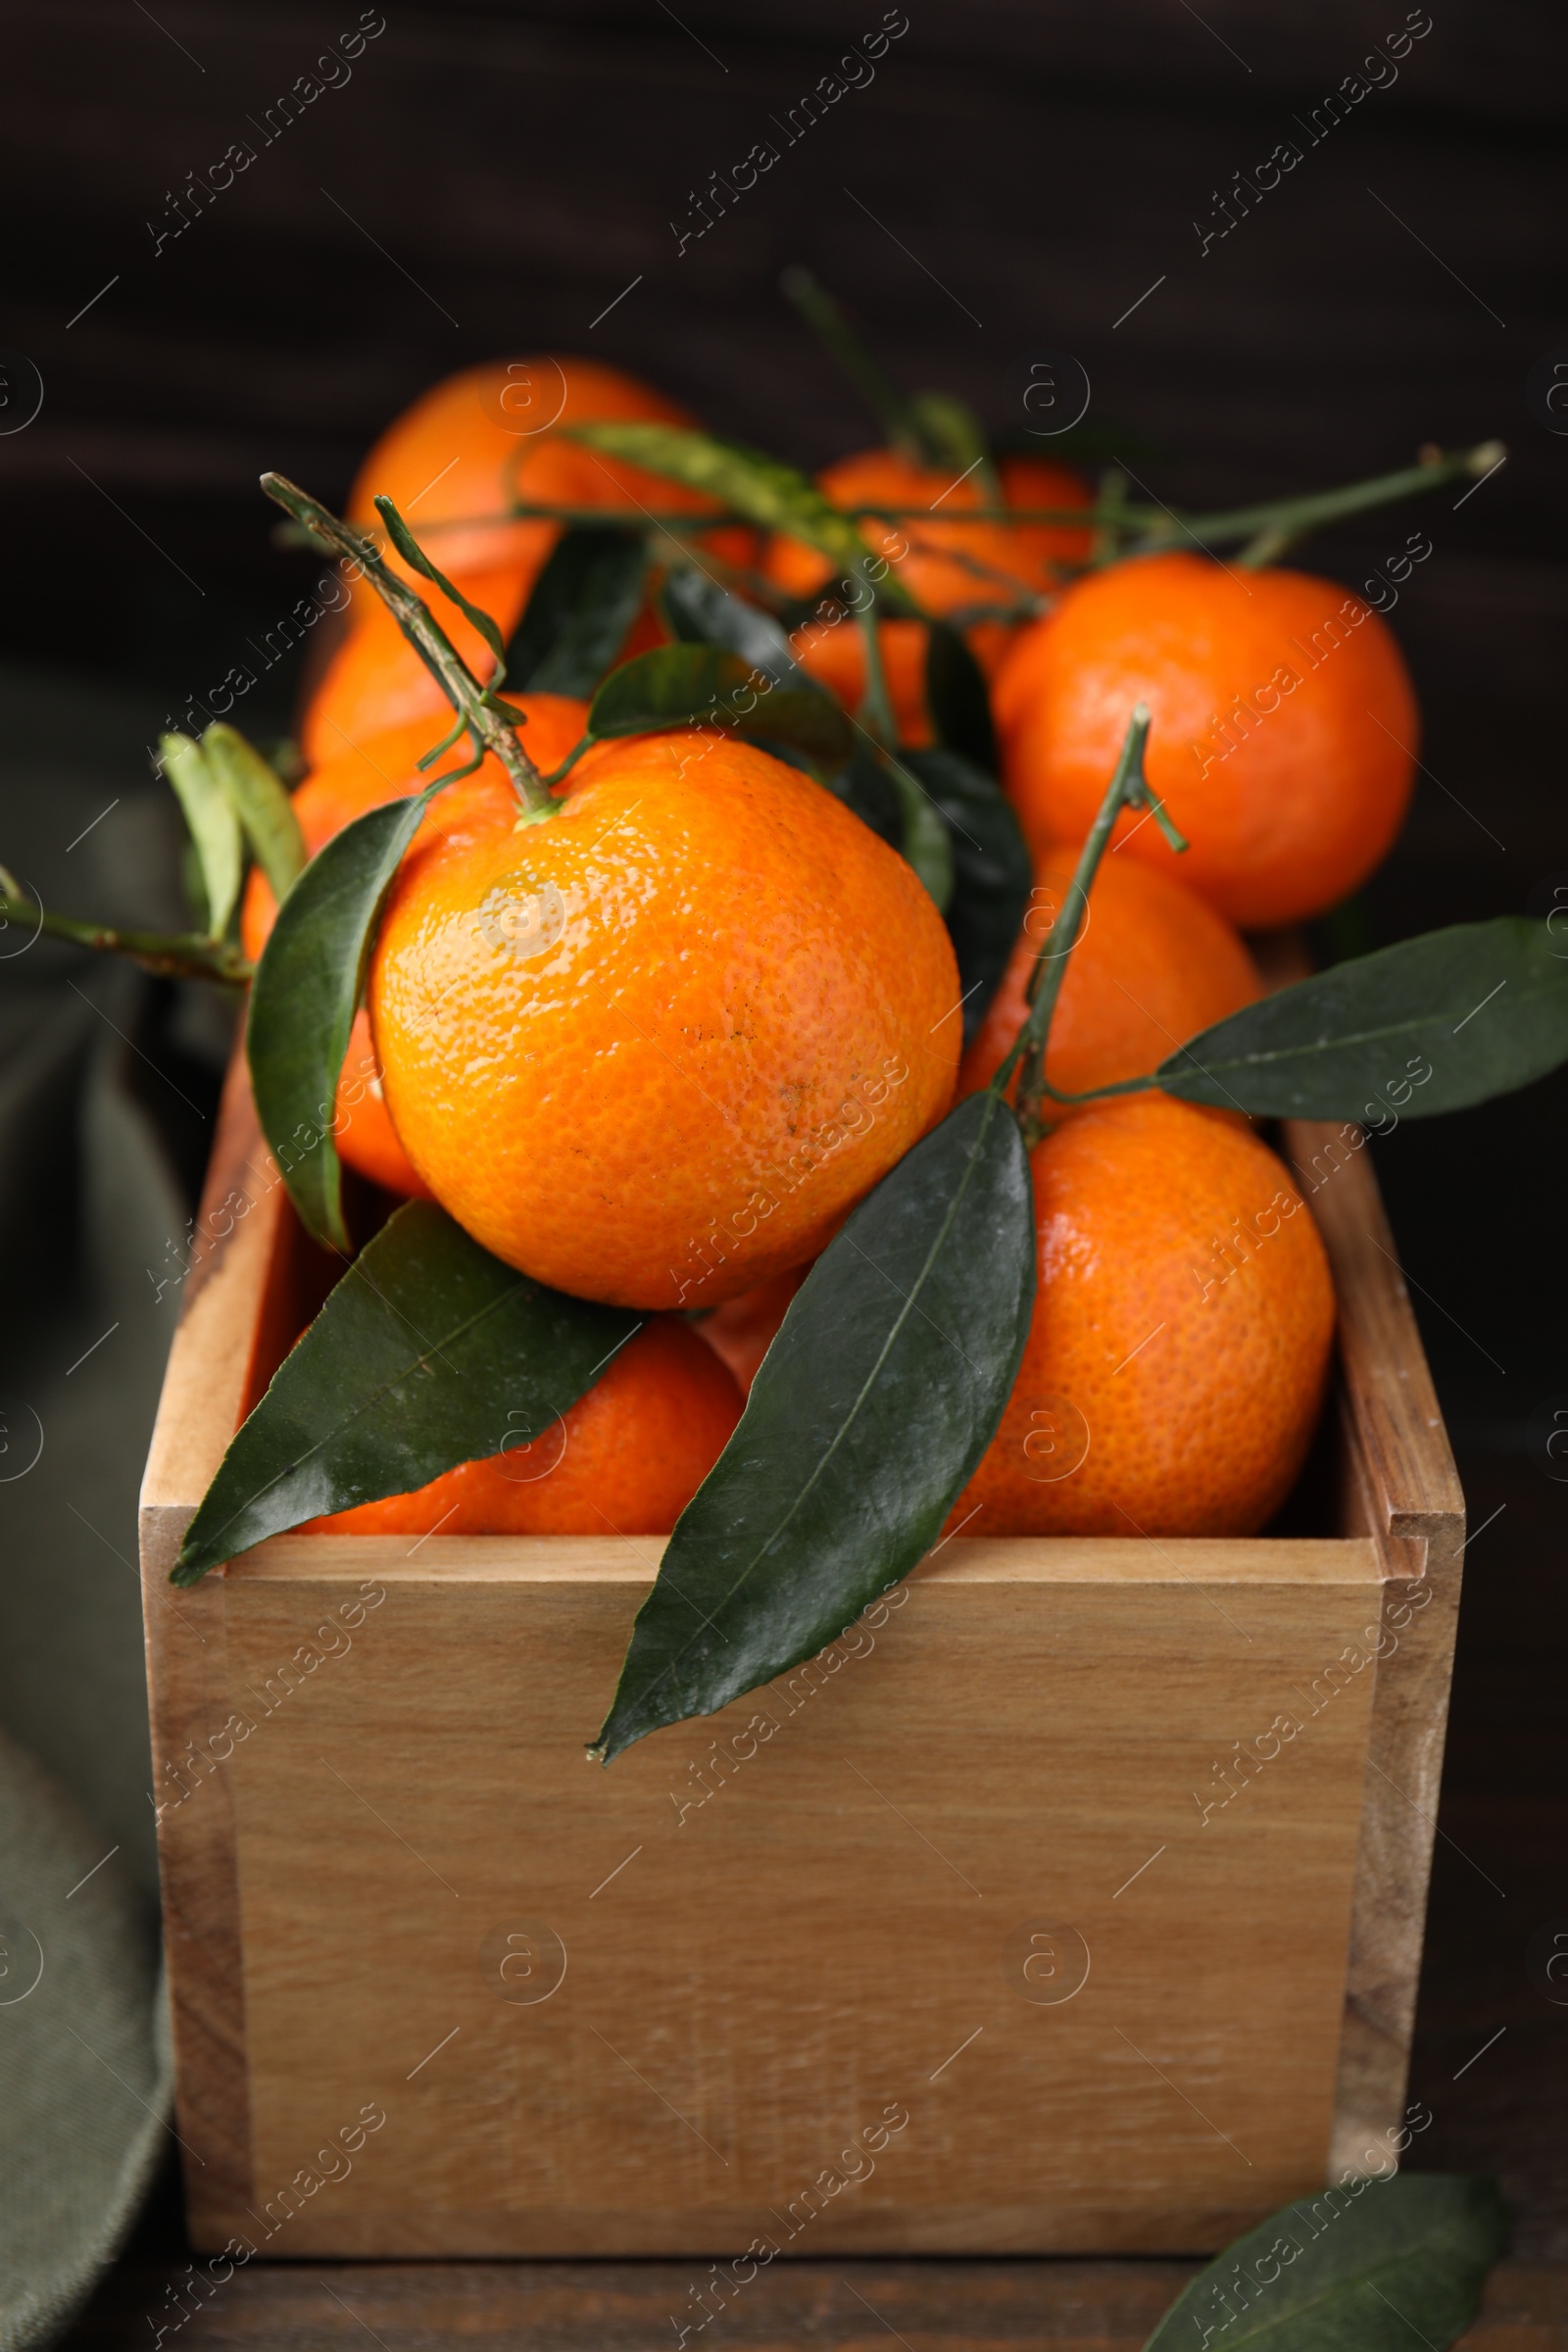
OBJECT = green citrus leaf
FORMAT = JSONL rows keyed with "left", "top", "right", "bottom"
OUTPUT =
{"left": 1144, "top": 2173, "right": 1506, "bottom": 2352}
{"left": 161, "top": 734, "right": 243, "bottom": 941}
{"left": 590, "top": 1086, "right": 1035, "bottom": 1762}
{"left": 374, "top": 494, "right": 508, "bottom": 682}
{"left": 586, "top": 644, "right": 855, "bottom": 774}
{"left": 660, "top": 566, "right": 799, "bottom": 678}
{"left": 1156, "top": 917, "right": 1568, "bottom": 1119}
{"left": 825, "top": 744, "right": 903, "bottom": 853}
{"left": 901, "top": 748, "right": 1032, "bottom": 1047}
{"left": 172, "top": 1200, "right": 638, "bottom": 1584}
{"left": 882, "top": 752, "right": 955, "bottom": 911}
{"left": 507, "top": 524, "right": 650, "bottom": 697}
{"left": 246, "top": 789, "right": 441, "bottom": 1253}
{"left": 566, "top": 421, "right": 921, "bottom": 616}
{"left": 924, "top": 620, "right": 999, "bottom": 773}
{"left": 201, "top": 724, "right": 307, "bottom": 904}
{"left": 780, "top": 266, "right": 929, "bottom": 463}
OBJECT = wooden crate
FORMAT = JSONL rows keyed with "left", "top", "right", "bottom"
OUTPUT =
{"left": 139, "top": 1054, "right": 1463, "bottom": 2259}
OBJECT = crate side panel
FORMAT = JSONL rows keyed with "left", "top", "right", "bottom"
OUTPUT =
{"left": 1282, "top": 1122, "right": 1466, "bottom": 2171}
{"left": 220, "top": 1563, "right": 1381, "bottom": 2256}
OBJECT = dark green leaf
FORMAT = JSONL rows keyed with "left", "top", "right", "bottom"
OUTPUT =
{"left": 826, "top": 745, "right": 903, "bottom": 854}
{"left": 586, "top": 644, "right": 855, "bottom": 774}
{"left": 173, "top": 1200, "right": 637, "bottom": 1584}
{"left": 902, "top": 749, "right": 1032, "bottom": 1048}
{"left": 567, "top": 421, "right": 921, "bottom": 616}
{"left": 1145, "top": 2173, "right": 1506, "bottom": 2352}
{"left": 246, "top": 789, "right": 439, "bottom": 1253}
{"left": 825, "top": 746, "right": 960, "bottom": 915}
{"left": 591, "top": 1087, "right": 1036, "bottom": 1762}
{"left": 203, "top": 724, "right": 307, "bottom": 904}
{"left": 507, "top": 525, "right": 650, "bottom": 697}
{"left": 883, "top": 753, "right": 955, "bottom": 911}
{"left": 924, "top": 621, "right": 1000, "bottom": 773}
{"left": 1157, "top": 918, "right": 1568, "bottom": 1120}
{"left": 661, "top": 567, "right": 799, "bottom": 679}
{"left": 780, "top": 266, "right": 930, "bottom": 466}
{"left": 374, "top": 494, "right": 508, "bottom": 680}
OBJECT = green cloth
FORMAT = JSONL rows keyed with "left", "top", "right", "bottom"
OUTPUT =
{"left": 0, "top": 1734, "right": 169, "bottom": 2351}
{"left": 0, "top": 662, "right": 238, "bottom": 2342}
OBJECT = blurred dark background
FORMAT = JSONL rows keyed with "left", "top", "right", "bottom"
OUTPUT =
{"left": 1, "top": 0, "right": 1564, "bottom": 2299}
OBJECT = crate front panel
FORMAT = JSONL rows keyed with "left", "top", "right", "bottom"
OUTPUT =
{"left": 220, "top": 1546, "right": 1383, "bottom": 2255}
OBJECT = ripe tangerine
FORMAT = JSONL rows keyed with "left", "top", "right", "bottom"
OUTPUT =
{"left": 948, "top": 1095, "right": 1335, "bottom": 1537}
{"left": 957, "top": 850, "right": 1262, "bottom": 1105}
{"left": 769, "top": 449, "right": 1093, "bottom": 741}
{"left": 347, "top": 355, "right": 713, "bottom": 586}
{"left": 242, "top": 698, "right": 590, "bottom": 1199}
{"left": 308, "top": 1316, "right": 742, "bottom": 1536}
{"left": 369, "top": 730, "right": 961, "bottom": 1307}
{"left": 315, "top": 357, "right": 748, "bottom": 760}
{"left": 994, "top": 551, "right": 1418, "bottom": 928}
{"left": 695, "top": 1263, "right": 809, "bottom": 1395}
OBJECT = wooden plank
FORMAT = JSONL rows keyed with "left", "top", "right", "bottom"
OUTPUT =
{"left": 241, "top": 1530, "right": 1385, "bottom": 1589}
{"left": 138, "top": 1048, "right": 277, "bottom": 2243}
{"left": 62, "top": 2260, "right": 1568, "bottom": 2350}
{"left": 140, "top": 1047, "right": 357, "bottom": 2239}
{"left": 1282, "top": 1121, "right": 1465, "bottom": 2180}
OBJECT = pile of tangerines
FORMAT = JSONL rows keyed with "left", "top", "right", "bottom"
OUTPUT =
{"left": 214, "top": 341, "right": 1444, "bottom": 1555}
{"left": 21, "top": 331, "right": 1533, "bottom": 1702}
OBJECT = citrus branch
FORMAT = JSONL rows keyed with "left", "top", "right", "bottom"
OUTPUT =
{"left": 259, "top": 472, "right": 556, "bottom": 820}
{"left": 0, "top": 867, "right": 254, "bottom": 984}
{"left": 854, "top": 609, "right": 898, "bottom": 748}
{"left": 781, "top": 265, "right": 932, "bottom": 466}
{"left": 1089, "top": 466, "right": 1132, "bottom": 568}
{"left": 992, "top": 706, "right": 1186, "bottom": 1141}
{"left": 368, "top": 440, "right": 1501, "bottom": 564}
{"left": 1168, "top": 441, "right": 1504, "bottom": 564}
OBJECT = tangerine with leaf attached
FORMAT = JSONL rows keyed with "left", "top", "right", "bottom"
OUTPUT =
{"left": 311, "top": 357, "right": 746, "bottom": 759}
{"left": 242, "top": 698, "right": 590, "bottom": 1199}
{"left": 957, "top": 849, "right": 1262, "bottom": 1106}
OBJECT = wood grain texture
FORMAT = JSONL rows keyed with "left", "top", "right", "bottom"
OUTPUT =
{"left": 138, "top": 1047, "right": 277, "bottom": 2246}
{"left": 60, "top": 2258, "right": 1568, "bottom": 2350}
{"left": 213, "top": 1543, "right": 1376, "bottom": 2256}
{"left": 1281, "top": 1119, "right": 1465, "bottom": 2180}
{"left": 138, "top": 1062, "right": 1462, "bottom": 2256}
{"left": 138, "top": 1047, "right": 347, "bottom": 2241}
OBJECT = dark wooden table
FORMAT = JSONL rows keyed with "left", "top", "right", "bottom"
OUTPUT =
{"left": 62, "top": 2257, "right": 1568, "bottom": 2350}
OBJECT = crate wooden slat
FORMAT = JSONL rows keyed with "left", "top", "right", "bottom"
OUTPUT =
{"left": 139, "top": 1056, "right": 1464, "bottom": 2257}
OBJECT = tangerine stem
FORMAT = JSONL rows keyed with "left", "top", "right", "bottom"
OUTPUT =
{"left": 0, "top": 868, "right": 253, "bottom": 985}
{"left": 855, "top": 608, "right": 898, "bottom": 749}
{"left": 1088, "top": 466, "right": 1131, "bottom": 569}
{"left": 1165, "top": 441, "right": 1504, "bottom": 564}
{"left": 371, "top": 440, "right": 1500, "bottom": 553}
{"left": 992, "top": 705, "right": 1186, "bottom": 1142}
{"left": 259, "top": 472, "right": 556, "bottom": 820}
{"left": 781, "top": 265, "right": 933, "bottom": 466}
